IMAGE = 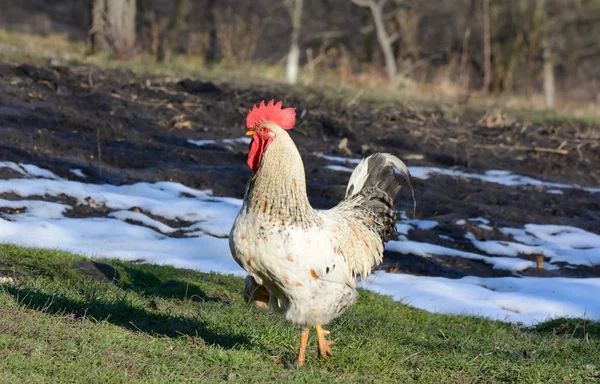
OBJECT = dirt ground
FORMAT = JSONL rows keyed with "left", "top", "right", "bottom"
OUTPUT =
{"left": 0, "top": 62, "right": 598, "bottom": 279}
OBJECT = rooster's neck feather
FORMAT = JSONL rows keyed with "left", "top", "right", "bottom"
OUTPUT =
{"left": 245, "top": 125, "right": 321, "bottom": 227}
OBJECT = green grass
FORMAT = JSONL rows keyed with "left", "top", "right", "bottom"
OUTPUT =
{"left": 0, "top": 245, "right": 599, "bottom": 383}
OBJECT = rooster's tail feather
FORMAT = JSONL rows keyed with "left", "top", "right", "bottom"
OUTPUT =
{"left": 344, "top": 153, "right": 416, "bottom": 241}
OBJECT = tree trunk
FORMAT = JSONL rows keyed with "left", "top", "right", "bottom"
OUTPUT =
{"left": 482, "top": 0, "right": 491, "bottom": 93}
{"left": 89, "top": 0, "right": 137, "bottom": 59}
{"left": 204, "top": 0, "right": 219, "bottom": 66}
{"left": 90, "top": 0, "right": 109, "bottom": 53}
{"left": 353, "top": 0, "right": 397, "bottom": 83}
{"left": 158, "top": 0, "right": 188, "bottom": 62}
{"left": 542, "top": 43, "right": 555, "bottom": 108}
{"left": 536, "top": 0, "right": 555, "bottom": 109}
{"left": 286, "top": 0, "right": 304, "bottom": 85}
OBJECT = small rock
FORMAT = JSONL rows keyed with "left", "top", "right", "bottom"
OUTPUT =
{"left": 0, "top": 276, "right": 14, "bottom": 285}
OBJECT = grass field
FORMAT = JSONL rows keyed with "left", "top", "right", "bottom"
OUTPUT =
{"left": 0, "top": 244, "right": 598, "bottom": 383}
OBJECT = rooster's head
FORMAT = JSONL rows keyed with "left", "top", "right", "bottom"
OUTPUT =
{"left": 245, "top": 100, "right": 296, "bottom": 172}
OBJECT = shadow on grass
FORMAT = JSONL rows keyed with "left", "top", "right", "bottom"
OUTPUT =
{"left": 4, "top": 285, "right": 252, "bottom": 350}
{"left": 120, "top": 266, "right": 227, "bottom": 304}
{"left": 531, "top": 317, "right": 600, "bottom": 339}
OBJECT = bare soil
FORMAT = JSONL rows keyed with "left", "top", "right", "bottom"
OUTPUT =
{"left": 0, "top": 62, "right": 598, "bottom": 279}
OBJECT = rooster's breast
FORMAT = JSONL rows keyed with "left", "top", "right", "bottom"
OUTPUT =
{"left": 230, "top": 211, "right": 355, "bottom": 318}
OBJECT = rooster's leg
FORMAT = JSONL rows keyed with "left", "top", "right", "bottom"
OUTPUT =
{"left": 315, "top": 324, "right": 334, "bottom": 358}
{"left": 296, "top": 329, "right": 310, "bottom": 366}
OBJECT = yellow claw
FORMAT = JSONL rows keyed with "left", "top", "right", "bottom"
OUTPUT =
{"left": 315, "top": 324, "right": 334, "bottom": 358}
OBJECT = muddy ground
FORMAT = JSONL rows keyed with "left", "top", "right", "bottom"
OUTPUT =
{"left": 0, "top": 62, "right": 598, "bottom": 279}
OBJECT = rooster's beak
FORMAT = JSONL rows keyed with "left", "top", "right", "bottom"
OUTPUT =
{"left": 246, "top": 131, "right": 255, "bottom": 136}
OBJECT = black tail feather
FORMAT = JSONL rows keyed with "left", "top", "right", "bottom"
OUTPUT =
{"left": 345, "top": 153, "right": 416, "bottom": 241}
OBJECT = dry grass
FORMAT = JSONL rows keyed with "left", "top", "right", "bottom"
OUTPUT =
{"left": 0, "top": 29, "right": 598, "bottom": 124}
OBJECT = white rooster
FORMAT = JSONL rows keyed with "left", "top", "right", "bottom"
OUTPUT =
{"left": 229, "top": 100, "right": 415, "bottom": 366}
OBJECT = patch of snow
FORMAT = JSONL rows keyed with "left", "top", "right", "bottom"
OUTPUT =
{"left": 0, "top": 161, "right": 599, "bottom": 325}
{"left": 395, "top": 223, "right": 412, "bottom": 236}
{"left": 478, "top": 224, "right": 493, "bottom": 231}
{"left": 0, "top": 162, "right": 27, "bottom": 176}
{"left": 19, "top": 164, "right": 62, "bottom": 180}
{"left": 364, "top": 272, "right": 600, "bottom": 326}
{"left": 69, "top": 169, "right": 87, "bottom": 178}
{"left": 188, "top": 139, "right": 217, "bottom": 147}
{"left": 317, "top": 154, "right": 362, "bottom": 164}
{"left": 325, "top": 165, "right": 355, "bottom": 173}
{"left": 395, "top": 219, "right": 438, "bottom": 236}
{"left": 456, "top": 219, "right": 466, "bottom": 225}
{"left": 404, "top": 220, "right": 438, "bottom": 230}
{"left": 0, "top": 198, "right": 70, "bottom": 220}
{"left": 469, "top": 217, "right": 490, "bottom": 224}
{"left": 222, "top": 137, "right": 251, "bottom": 145}
{"left": 468, "top": 225, "right": 600, "bottom": 267}
{"left": 386, "top": 239, "right": 534, "bottom": 271}
{"left": 316, "top": 154, "right": 600, "bottom": 193}
{"left": 189, "top": 137, "right": 251, "bottom": 148}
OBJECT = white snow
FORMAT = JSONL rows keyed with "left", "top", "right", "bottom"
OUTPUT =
{"left": 325, "top": 165, "right": 355, "bottom": 173}
{"left": 188, "top": 139, "right": 217, "bottom": 147}
{"left": 19, "top": 164, "right": 62, "bottom": 180}
{"left": 363, "top": 272, "right": 600, "bottom": 326}
{"left": 480, "top": 225, "right": 600, "bottom": 267}
{"left": 317, "top": 154, "right": 600, "bottom": 193}
{"left": 188, "top": 136, "right": 251, "bottom": 148}
{"left": 69, "top": 169, "right": 87, "bottom": 178}
{"left": 469, "top": 217, "right": 490, "bottom": 224}
{"left": 1, "top": 160, "right": 600, "bottom": 326}
{"left": 386, "top": 239, "right": 535, "bottom": 272}
{"left": 0, "top": 162, "right": 28, "bottom": 176}
{"left": 222, "top": 137, "right": 251, "bottom": 145}
{"left": 318, "top": 154, "right": 362, "bottom": 164}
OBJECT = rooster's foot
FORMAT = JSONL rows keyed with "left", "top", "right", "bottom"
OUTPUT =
{"left": 315, "top": 324, "right": 334, "bottom": 358}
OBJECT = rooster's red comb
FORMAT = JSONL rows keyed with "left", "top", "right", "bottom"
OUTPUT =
{"left": 246, "top": 100, "right": 296, "bottom": 130}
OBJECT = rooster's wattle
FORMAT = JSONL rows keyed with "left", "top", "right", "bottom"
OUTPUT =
{"left": 229, "top": 100, "right": 415, "bottom": 365}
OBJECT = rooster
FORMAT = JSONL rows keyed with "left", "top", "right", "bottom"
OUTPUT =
{"left": 229, "top": 100, "right": 415, "bottom": 366}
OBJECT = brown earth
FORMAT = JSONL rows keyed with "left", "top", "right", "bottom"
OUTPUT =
{"left": 0, "top": 62, "right": 598, "bottom": 279}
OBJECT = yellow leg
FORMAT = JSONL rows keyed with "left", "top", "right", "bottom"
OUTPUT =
{"left": 296, "top": 329, "right": 310, "bottom": 366}
{"left": 315, "top": 324, "right": 334, "bottom": 358}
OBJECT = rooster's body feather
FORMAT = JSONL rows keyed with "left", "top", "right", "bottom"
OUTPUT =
{"left": 229, "top": 122, "right": 414, "bottom": 327}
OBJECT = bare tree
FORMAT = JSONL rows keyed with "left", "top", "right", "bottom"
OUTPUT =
{"left": 482, "top": 0, "right": 491, "bottom": 93}
{"left": 536, "top": 0, "right": 555, "bottom": 108}
{"left": 158, "top": 0, "right": 189, "bottom": 62}
{"left": 204, "top": 0, "right": 219, "bottom": 67}
{"left": 285, "top": 0, "right": 304, "bottom": 84}
{"left": 352, "top": 0, "right": 397, "bottom": 82}
{"left": 89, "top": 0, "right": 137, "bottom": 58}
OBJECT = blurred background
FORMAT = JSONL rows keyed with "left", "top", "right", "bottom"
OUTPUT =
{"left": 0, "top": 0, "right": 599, "bottom": 117}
